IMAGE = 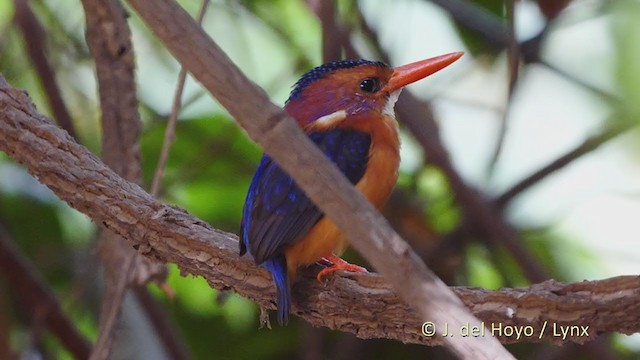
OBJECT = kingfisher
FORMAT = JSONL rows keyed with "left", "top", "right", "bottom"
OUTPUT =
{"left": 240, "top": 52, "right": 463, "bottom": 324}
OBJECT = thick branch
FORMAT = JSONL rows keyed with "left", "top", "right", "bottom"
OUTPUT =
{"left": 1, "top": 76, "right": 640, "bottom": 347}
{"left": 122, "top": 0, "right": 510, "bottom": 358}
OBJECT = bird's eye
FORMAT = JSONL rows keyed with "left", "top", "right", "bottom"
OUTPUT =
{"left": 359, "top": 78, "right": 380, "bottom": 93}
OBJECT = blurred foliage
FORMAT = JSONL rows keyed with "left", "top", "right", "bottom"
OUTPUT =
{"left": 612, "top": 0, "right": 640, "bottom": 118}
{"left": 416, "top": 166, "right": 462, "bottom": 234}
{"left": 453, "top": 0, "right": 507, "bottom": 57}
{"left": 0, "top": 0, "right": 639, "bottom": 359}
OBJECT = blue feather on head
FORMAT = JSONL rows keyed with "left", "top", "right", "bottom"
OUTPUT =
{"left": 287, "top": 59, "right": 388, "bottom": 102}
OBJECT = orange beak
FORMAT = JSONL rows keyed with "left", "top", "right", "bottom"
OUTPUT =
{"left": 385, "top": 52, "right": 463, "bottom": 93}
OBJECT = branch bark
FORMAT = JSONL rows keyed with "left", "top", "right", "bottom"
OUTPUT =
{"left": 1, "top": 72, "right": 640, "bottom": 348}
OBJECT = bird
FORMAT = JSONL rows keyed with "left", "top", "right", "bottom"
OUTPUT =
{"left": 240, "top": 52, "right": 463, "bottom": 325}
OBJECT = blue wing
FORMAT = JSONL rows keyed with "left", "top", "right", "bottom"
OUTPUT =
{"left": 240, "top": 128, "right": 371, "bottom": 324}
{"left": 239, "top": 129, "right": 371, "bottom": 264}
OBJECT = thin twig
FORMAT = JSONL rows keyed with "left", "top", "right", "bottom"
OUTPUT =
{"left": 310, "top": 3, "right": 363, "bottom": 61}
{"left": 495, "top": 122, "right": 635, "bottom": 209}
{"left": 486, "top": 0, "right": 520, "bottom": 176}
{"left": 131, "top": 287, "right": 190, "bottom": 360}
{"left": 539, "top": 59, "right": 619, "bottom": 103}
{"left": 150, "top": 0, "right": 210, "bottom": 197}
{"left": 90, "top": 247, "right": 136, "bottom": 360}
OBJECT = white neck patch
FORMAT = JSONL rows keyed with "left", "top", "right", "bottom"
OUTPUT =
{"left": 313, "top": 110, "right": 347, "bottom": 129}
{"left": 383, "top": 89, "right": 402, "bottom": 117}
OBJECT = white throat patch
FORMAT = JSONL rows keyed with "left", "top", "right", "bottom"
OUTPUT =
{"left": 313, "top": 110, "right": 347, "bottom": 129}
{"left": 383, "top": 89, "right": 402, "bottom": 117}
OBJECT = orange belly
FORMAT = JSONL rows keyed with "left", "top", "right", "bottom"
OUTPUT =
{"left": 284, "top": 115, "right": 400, "bottom": 277}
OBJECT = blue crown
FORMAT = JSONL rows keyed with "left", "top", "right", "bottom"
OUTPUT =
{"left": 287, "top": 59, "right": 387, "bottom": 102}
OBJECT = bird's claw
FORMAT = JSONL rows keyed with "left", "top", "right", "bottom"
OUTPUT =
{"left": 316, "top": 255, "right": 367, "bottom": 283}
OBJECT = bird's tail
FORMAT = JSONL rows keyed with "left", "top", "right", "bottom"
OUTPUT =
{"left": 263, "top": 255, "right": 290, "bottom": 325}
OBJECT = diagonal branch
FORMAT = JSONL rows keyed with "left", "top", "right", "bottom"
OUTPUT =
{"left": 494, "top": 122, "right": 636, "bottom": 209}
{"left": 13, "top": 0, "right": 77, "bottom": 139}
{"left": 1, "top": 81, "right": 639, "bottom": 347}
{"left": 150, "top": 0, "right": 210, "bottom": 197}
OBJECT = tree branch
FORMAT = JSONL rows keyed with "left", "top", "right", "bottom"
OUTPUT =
{"left": 317, "top": 0, "right": 342, "bottom": 63}
{"left": 150, "top": 0, "right": 210, "bottom": 197}
{"left": 13, "top": 0, "right": 77, "bottom": 139}
{"left": 1, "top": 74, "right": 640, "bottom": 348}
{"left": 486, "top": 0, "right": 520, "bottom": 175}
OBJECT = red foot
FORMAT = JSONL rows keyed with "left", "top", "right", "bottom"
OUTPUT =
{"left": 316, "top": 254, "right": 367, "bottom": 283}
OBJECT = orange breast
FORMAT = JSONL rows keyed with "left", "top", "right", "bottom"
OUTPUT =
{"left": 284, "top": 114, "right": 400, "bottom": 276}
